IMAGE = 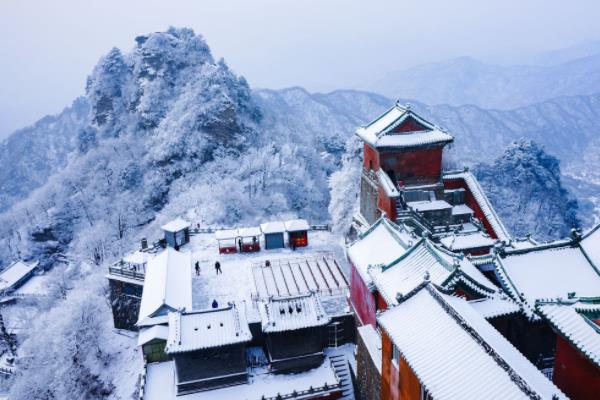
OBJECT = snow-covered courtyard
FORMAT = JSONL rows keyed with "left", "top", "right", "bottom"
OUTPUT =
{"left": 186, "top": 229, "right": 350, "bottom": 311}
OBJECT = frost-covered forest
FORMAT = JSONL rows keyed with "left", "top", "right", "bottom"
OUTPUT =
{"left": 0, "top": 27, "right": 597, "bottom": 398}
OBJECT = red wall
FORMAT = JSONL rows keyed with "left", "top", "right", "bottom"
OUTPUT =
{"left": 444, "top": 178, "right": 499, "bottom": 240}
{"left": 381, "top": 331, "right": 422, "bottom": 400}
{"left": 381, "top": 330, "right": 401, "bottom": 400}
{"left": 380, "top": 148, "right": 443, "bottom": 184}
{"left": 350, "top": 264, "right": 377, "bottom": 326}
{"left": 391, "top": 117, "right": 427, "bottom": 133}
{"left": 553, "top": 335, "right": 600, "bottom": 400}
{"left": 313, "top": 391, "right": 343, "bottom": 399}
{"left": 363, "top": 144, "right": 380, "bottom": 171}
{"left": 463, "top": 247, "right": 492, "bottom": 256}
{"left": 376, "top": 292, "right": 388, "bottom": 313}
{"left": 377, "top": 186, "right": 398, "bottom": 221}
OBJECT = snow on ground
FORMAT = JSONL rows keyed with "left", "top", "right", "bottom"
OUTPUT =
{"left": 188, "top": 230, "right": 349, "bottom": 311}
{"left": 12, "top": 273, "right": 51, "bottom": 296}
{"left": 106, "top": 331, "right": 142, "bottom": 400}
{"left": 144, "top": 355, "right": 339, "bottom": 400}
{"left": 133, "top": 229, "right": 352, "bottom": 400}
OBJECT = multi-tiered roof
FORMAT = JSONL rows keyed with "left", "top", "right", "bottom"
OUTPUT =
{"left": 368, "top": 238, "right": 499, "bottom": 306}
{"left": 378, "top": 283, "right": 567, "bottom": 400}
{"left": 356, "top": 102, "right": 454, "bottom": 149}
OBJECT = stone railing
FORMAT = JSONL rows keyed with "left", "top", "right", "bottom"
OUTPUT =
{"left": 108, "top": 262, "right": 145, "bottom": 281}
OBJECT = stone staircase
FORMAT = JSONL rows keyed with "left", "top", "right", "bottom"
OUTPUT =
{"left": 330, "top": 354, "right": 355, "bottom": 399}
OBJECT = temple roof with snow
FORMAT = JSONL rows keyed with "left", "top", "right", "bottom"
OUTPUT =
{"left": 581, "top": 223, "right": 600, "bottom": 267}
{"left": 495, "top": 236, "right": 600, "bottom": 310}
{"left": 284, "top": 219, "right": 310, "bottom": 232}
{"left": 439, "top": 231, "right": 496, "bottom": 252}
{"left": 161, "top": 217, "right": 191, "bottom": 233}
{"left": 378, "top": 284, "right": 567, "bottom": 400}
{"left": 347, "top": 217, "right": 414, "bottom": 285}
{"left": 165, "top": 303, "right": 252, "bottom": 354}
{"left": 368, "top": 238, "right": 498, "bottom": 306}
{"left": 467, "top": 296, "right": 522, "bottom": 319}
{"left": 137, "top": 248, "right": 193, "bottom": 326}
{"left": 536, "top": 297, "right": 600, "bottom": 369}
{"left": 258, "top": 292, "right": 330, "bottom": 333}
{"left": 443, "top": 170, "right": 511, "bottom": 243}
{"left": 0, "top": 260, "right": 38, "bottom": 292}
{"left": 356, "top": 102, "right": 454, "bottom": 149}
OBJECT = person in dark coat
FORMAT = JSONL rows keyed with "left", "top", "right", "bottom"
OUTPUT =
{"left": 215, "top": 261, "right": 222, "bottom": 274}
{"left": 194, "top": 261, "right": 200, "bottom": 276}
{"left": 212, "top": 299, "right": 218, "bottom": 308}
{"left": 237, "top": 238, "right": 243, "bottom": 252}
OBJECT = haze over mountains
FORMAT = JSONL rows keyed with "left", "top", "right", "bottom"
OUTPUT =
{"left": 368, "top": 41, "right": 600, "bottom": 109}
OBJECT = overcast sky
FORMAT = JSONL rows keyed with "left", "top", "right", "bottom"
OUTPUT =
{"left": 1, "top": 0, "right": 600, "bottom": 138}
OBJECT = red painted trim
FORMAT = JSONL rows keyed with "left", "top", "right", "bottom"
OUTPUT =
{"left": 241, "top": 243, "right": 260, "bottom": 252}
{"left": 219, "top": 246, "right": 237, "bottom": 254}
{"left": 553, "top": 335, "right": 600, "bottom": 400}
{"left": 390, "top": 117, "right": 428, "bottom": 133}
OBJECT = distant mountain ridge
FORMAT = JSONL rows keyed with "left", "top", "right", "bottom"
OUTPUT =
{"left": 254, "top": 88, "right": 600, "bottom": 227}
{"left": 3, "top": 85, "right": 600, "bottom": 225}
{"left": 369, "top": 52, "right": 600, "bottom": 109}
{"left": 528, "top": 40, "right": 600, "bottom": 66}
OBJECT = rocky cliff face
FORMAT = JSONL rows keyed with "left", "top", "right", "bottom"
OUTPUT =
{"left": 0, "top": 29, "right": 348, "bottom": 270}
{"left": 0, "top": 28, "right": 262, "bottom": 266}
{"left": 475, "top": 140, "right": 580, "bottom": 241}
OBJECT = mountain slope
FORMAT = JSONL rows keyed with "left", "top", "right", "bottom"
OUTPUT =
{"left": 370, "top": 53, "right": 600, "bottom": 109}
{"left": 5, "top": 86, "right": 600, "bottom": 220}
{"left": 0, "top": 98, "right": 88, "bottom": 211}
{"left": 254, "top": 89, "right": 600, "bottom": 229}
{"left": 475, "top": 140, "right": 580, "bottom": 241}
{"left": 2, "top": 27, "right": 346, "bottom": 400}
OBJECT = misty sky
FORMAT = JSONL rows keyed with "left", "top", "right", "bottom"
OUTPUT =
{"left": 1, "top": 0, "right": 600, "bottom": 138}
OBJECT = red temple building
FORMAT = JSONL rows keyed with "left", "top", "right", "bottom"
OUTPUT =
{"left": 375, "top": 283, "right": 566, "bottom": 400}
{"left": 347, "top": 216, "right": 509, "bottom": 328}
{"left": 536, "top": 297, "right": 600, "bottom": 400}
{"left": 351, "top": 101, "right": 600, "bottom": 400}
{"left": 356, "top": 101, "right": 510, "bottom": 248}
